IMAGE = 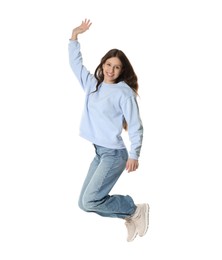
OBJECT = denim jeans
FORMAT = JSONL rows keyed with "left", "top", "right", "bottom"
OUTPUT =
{"left": 78, "top": 145, "right": 136, "bottom": 218}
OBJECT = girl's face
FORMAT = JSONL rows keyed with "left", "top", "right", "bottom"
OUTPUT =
{"left": 102, "top": 57, "right": 123, "bottom": 84}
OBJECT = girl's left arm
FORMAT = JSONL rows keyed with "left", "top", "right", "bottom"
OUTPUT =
{"left": 122, "top": 96, "right": 143, "bottom": 161}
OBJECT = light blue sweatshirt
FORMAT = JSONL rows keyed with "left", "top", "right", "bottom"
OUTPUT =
{"left": 68, "top": 40, "right": 143, "bottom": 160}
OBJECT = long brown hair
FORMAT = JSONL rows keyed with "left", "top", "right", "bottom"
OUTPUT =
{"left": 92, "top": 49, "right": 139, "bottom": 130}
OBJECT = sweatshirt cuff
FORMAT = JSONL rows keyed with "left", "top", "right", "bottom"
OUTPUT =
{"left": 129, "top": 153, "right": 139, "bottom": 160}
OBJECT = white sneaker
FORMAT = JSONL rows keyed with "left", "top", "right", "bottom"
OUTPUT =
{"left": 130, "top": 203, "right": 149, "bottom": 237}
{"left": 125, "top": 218, "right": 138, "bottom": 242}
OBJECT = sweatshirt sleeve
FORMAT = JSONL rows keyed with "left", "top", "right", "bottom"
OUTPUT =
{"left": 68, "top": 40, "right": 97, "bottom": 92}
{"left": 122, "top": 96, "right": 143, "bottom": 160}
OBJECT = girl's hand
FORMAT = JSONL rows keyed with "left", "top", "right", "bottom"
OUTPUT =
{"left": 126, "top": 159, "right": 139, "bottom": 173}
{"left": 70, "top": 19, "right": 92, "bottom": 40}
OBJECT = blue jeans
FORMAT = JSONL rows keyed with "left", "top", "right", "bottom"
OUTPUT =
{"left": 78, "top": 145, "right": 136, "bottom": 218}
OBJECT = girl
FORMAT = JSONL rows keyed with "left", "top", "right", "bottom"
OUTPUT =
{"left": 68, "top": 19, "right": 149, "bottom": 242}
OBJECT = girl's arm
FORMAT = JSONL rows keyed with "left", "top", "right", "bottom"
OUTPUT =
{"left": 68, "top": 19, "right": 96, "bottom": 92}
{"left": 122, "top": 96, "right": 143, "bottom": 161}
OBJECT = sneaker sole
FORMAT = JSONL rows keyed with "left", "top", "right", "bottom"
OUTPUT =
{"left": 138, "top": 203, "right": 149, "bottom": 237}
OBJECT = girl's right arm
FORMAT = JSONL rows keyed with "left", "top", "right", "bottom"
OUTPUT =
{"left": 68, "top": 19, "right": 96, "bottom": 91}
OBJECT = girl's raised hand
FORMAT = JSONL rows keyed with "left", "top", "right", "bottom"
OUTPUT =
{"left": 70, "top": 19, "right": 92, "bottom": 40}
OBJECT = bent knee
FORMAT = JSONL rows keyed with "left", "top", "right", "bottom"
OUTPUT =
{"left": 78, "top": 197, "right": 93, "bottom": 212}
{"left": 81, "top": 197, "right": 97, "bottom": 212}
{"left": 78, "top": 199, "right": 87, "bottom": 212}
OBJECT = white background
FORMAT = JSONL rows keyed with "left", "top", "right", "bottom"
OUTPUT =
{"left": 0, "top": 0, "right": 222, "bottom": 259}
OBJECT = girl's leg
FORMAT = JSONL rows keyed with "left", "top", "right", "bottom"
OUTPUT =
{"left": 78, "top": 150, "right": 100, "bottom": 211}
{"left": 81, "top": 145, "right": 136, "bottom": 219}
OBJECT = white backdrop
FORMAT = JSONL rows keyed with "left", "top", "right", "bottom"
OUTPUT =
{"left": 0, "top": 0, "right": 222, "bottom": 259}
